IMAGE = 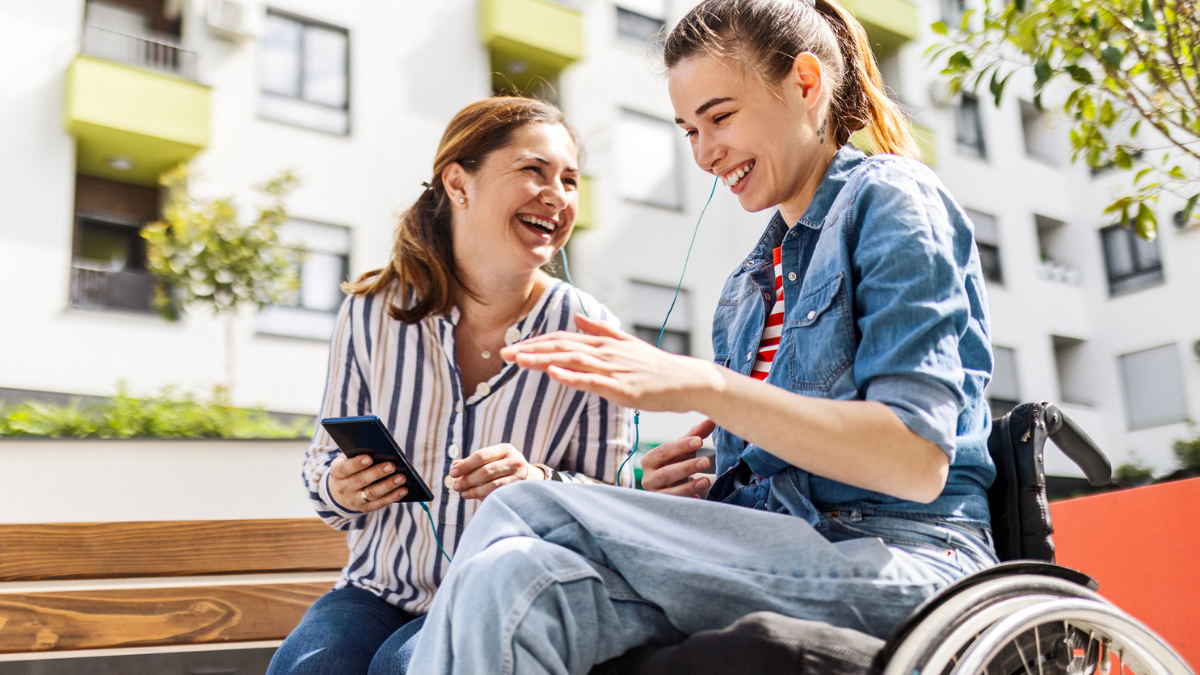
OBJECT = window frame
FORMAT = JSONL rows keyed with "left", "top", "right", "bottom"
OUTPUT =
{"left": 1100, "top": 223, "right": 1164, "bottom": 296}
{"left": 614, "top": 5, "right": 665, "bottom": 46}
{"left": 69, "top": 215, "right": 159, "bottom": 315}
{"left": 954, "top": 92, "right": 987, "bottom": 159}
{"left": 614, "top": 108, "right": 684, "bottom": 211}
{"left": 259, "top": 8, "right": 352, "bottom": 135}
{"left": 1117, "top": 343, "right": 1189, "bottom": 430}
{"left": 255, "top": 219, "right": 352, "bottom": 341}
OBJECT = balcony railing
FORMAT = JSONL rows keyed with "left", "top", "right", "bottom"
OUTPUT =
{"left": 70, "top": 265, "right": 158, "bottom": 313}
{"left": 81, "top": 23, "right": 197, "bottom": 81}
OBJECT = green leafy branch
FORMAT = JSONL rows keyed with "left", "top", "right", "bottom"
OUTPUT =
{"left": 930, "top": 0, "right": 1200, "bottom": 239}
{"left": 142, "top": 166, "right": 303, "bottom": 321}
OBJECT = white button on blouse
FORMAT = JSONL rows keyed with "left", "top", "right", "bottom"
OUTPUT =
{"left": 476, "top": 382, "right": 491, "bottom": 398}
{"left": 447, "top": 444, "right": 461, "bottom": 459}
{"left": 504, "top": 327, "right": 522, "bottom": 344}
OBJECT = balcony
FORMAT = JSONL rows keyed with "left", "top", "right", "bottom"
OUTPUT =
{"left": 842, "top": 0, "right": 919, "bottom": 56}
{"left": 480, "top": 0, "right": 583, "bottom": 93}
{"left": 65, "top": 26, "right": 210, "bottom": 186}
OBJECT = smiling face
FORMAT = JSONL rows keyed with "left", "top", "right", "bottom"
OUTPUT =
{"left": 669, "top": 52, "right": 836, "bottom": 223}
{"left": 446, "top": 123, "right": 580, "bottom": 277}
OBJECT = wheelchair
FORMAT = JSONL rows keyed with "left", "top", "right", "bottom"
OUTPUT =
{"left": 597, "top": 403, "right": 1195, "bottom": 675}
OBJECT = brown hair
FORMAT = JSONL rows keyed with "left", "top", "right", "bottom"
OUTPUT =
{"left": 662, "top": 0, "right": 920, "bottom": 159}
{"left": 344, "top": 96, "right": 578, "bottom": 323}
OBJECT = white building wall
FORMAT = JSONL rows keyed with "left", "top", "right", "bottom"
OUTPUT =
{"left": 1, "top": 0, "right": 1196, "bottom": 477}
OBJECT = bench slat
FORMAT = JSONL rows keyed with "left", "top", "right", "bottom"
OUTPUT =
{"left": 0, "top": 520, "right": 347, "bottom": 581}
{"left": 0, "top": 580, "right": 334, "bottom": 654}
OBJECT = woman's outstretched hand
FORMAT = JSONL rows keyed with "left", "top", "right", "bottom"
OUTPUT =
{"left": 640, "top": 419, "right": 716, "bottom": 498}
{"left": 499, "top": 313, "right": 724, "bottom": 413}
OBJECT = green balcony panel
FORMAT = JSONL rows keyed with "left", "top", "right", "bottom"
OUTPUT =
{"left": 65, "top": 55, "right": 211, "bottom": 186}
{"left": 843, "top": 0, "right": 919, "bottom": 55}
{"left": 481, "top": 0, "right": 583, "bottom": 93}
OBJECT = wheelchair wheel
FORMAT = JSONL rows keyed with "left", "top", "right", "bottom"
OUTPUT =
{"left": 881, "top": 575, "right": 1194, "bottom": 675}
{"left": 949, "top": 598, "right": 1193, "bottom": 675}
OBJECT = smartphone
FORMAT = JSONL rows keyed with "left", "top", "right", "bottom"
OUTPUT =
{"left": 320, "top": 415, "right": 436, "bottom": 503}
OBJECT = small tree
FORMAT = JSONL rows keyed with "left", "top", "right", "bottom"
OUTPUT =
{"left": 1172, "top": 427, "right": 1200, "bottom": 474}
{"left": 142, "top": 167, "right": 301, "bottom": 393}
{"left": 932, "top": 0, "right": 1200, "bottom": 239}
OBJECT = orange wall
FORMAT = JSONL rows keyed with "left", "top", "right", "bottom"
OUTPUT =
{"left": 1050, "top": 477, "right": 1200, "bottom": 670}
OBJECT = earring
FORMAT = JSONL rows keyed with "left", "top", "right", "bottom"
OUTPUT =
{"left": 459, "top": 198, "right": 466, "bottom": 204}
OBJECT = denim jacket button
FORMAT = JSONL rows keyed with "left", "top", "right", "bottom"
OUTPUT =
{"left": 746, "top": 350, "right": 753, "bottom": 362}
{"left": 806, "top": 310, "right": 816, "bottom": 320}
{"left": 788, "top": 272, "right": 798, "bottom": 282}
{"left": 763, "top": 291, "right": 771, "bottom": 301}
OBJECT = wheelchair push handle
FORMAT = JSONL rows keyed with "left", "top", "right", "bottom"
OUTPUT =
{"left": 1042, "top": 404, "right": 1112, "bottom": 487}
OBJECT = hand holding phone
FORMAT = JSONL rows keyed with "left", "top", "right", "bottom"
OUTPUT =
{"left": 327, "top": 454, "right": 410, "bottom": 513}
{"left": 322, "top": 416, "right": 436, "bottom": 510}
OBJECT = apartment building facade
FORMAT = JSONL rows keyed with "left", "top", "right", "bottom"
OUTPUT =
{"left": 1, "top": 0, "right": 1196, "bottom": 477}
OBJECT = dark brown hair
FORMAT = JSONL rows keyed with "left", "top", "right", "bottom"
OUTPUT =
{"left": 344, "top": 96, "right": 578, "bottom": 323}
{"left": 662, "top": 0, "right": 920, "bottom": 159}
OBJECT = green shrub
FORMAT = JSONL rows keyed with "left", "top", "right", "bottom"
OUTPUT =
{"left": 0, "top": 385, "right": 311, "bottom": 439}
{"left": 1114, "top": 458, "right": 1155, "bottom": 487}
{"left": 1173, "top": 429, "right": 1200, "bottom": 474}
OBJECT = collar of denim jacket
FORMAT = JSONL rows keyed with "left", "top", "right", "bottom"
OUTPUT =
{"left": 795, "top": 143, "right": 867, "bottom": 231}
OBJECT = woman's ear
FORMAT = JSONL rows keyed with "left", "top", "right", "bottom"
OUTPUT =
{"left": 791, "top": 52, "right": 825, "bottom": 108}
{"left": 442, "top": 162, "right": 470, "bottom": 206}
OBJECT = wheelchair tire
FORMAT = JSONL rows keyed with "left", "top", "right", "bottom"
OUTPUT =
{"left": 881, "top": 574, "right": 1110, "bottom": 675}
{"left": 949, "top": 597, "right": 1194, "bottom": 675}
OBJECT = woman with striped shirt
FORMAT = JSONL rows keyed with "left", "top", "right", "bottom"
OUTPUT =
{"left": 266, "top": 97, "right": 633, "bottom": 675}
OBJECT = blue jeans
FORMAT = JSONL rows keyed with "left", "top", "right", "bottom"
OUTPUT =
{"left": 266, "top": 586, "right": 426, "bottom": 675}
{"left": 407, "top": 481, "right": 997, "bottom": 675}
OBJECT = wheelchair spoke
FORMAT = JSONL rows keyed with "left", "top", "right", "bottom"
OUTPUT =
{"left": 1034, "top": 626, "right": 1045, "bottom": 675}
{"left": 1013, "top": 635, "right": 1036, "bottom": 675}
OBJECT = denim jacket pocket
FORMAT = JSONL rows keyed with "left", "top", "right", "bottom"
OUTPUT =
{"left": 786, "top": 272, "right": 856, "bottom": 391}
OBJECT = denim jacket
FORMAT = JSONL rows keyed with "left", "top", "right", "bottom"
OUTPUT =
{"left": 707, "top": 145, "right": 996, "bottom": 528}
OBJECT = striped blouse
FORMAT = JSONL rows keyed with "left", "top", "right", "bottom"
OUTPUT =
{"left": 751, "top": 246, "right": 785, "bottom": 380}
{"left": 303, "top": 280, "right": 635, "bottom": 614}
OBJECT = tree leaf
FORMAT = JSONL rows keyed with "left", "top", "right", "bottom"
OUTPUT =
{"left": 1137, "top": 0, "right": 1157, "bottom": 30}
{"left": 1065, "top": 65, "right": 1094, "bottom": 84}
{"left": 1100, "top": 45, "right": 1123, "bottom": 70}
{"left": 1183, "top": 194, "right": 1200, "bottom": 228}
{"left": 1135, "top": 203, "right": 1157, "bottom": 240}
{"left": 931, "top": 21, "right": 949, "bottom": 35}
{"left": 1034, "top": 59, "right": 1052, "bottom": 88}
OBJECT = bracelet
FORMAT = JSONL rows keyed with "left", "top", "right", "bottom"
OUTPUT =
{"left": 534, "top": 463, "right": 564, "bottom": 482}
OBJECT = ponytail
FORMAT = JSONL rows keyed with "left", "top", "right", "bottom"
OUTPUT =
{"left": 812, "top": 0, "right": 921, "bottom": 159}
{"left": 343, "top": 96, "right": 578, "bottom": 323}
{"left": 663, "top": 0, "right": 921, "bottom": 160}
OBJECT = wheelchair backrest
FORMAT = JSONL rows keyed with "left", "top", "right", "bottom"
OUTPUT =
{"left": 986, "top": 403, "right": 1111, "bottom": 563}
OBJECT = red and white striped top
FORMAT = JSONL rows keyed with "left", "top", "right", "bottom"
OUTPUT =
{"left": 751, "top": 246, "right": 785, "bottom": 380}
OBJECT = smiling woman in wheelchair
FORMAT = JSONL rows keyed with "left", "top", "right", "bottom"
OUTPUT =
{"left": 402, "top": 0, "right": 1004, "bottom": 672}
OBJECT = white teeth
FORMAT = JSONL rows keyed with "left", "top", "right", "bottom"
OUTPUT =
{"left": 722, "top": 162, "right": 753, "bottom": 188}
{"left": 518, "top": 215, "right": 556, "bottom": 232}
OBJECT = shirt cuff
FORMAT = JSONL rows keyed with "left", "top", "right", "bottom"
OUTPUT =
{"left": 866, "top": 374, "right": 961, "bottom": 462}
{"left": 320, "top": 467, "right": 363, "bottom": 518}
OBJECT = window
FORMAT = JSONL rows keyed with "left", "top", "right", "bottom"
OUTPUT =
{"left": 1052, "top": 336, "right": 1092, "bottom": 406}
{"left": 255, "top": 220, "right": 351, "bottom": 340}
{"left": 260, "top": 11, "right": 349, "bottom": 135}
{"left": 627, "top": 281, "right": 691, "bottom": 356}
{"left": 955, "top": 92, "right": 986, "bottom": 159}
{"left": 966, "top": 208, "right": 1002, "bottom": 284}
{"left": 1118, "top": 344, "right": 1189, "bottom": 430}
{"left": 1101, "top": 224, "right": 1163, "bottom": 296}
{"left": 70, "top": 174, "right": 160, "bottom": 313}
{"left": 71, "top": 217, "right": 158, "bottom": 313}
{"left": 939, "top": 0, "right": 966, "bottom": 26}
{"left": 616, "top": 6, "right": 664, "bottom": 44}
{"left": 1034, "top": 214, "right": 1079, "bottom": 285}
{"left": 614, "top": 110, "right": 681, "bottom": 210}
{"left": 1020, "top": 100, "right": 1066, "bottom": 166}
{"left": 986, "top": 346, "right": 1020, "bottom": 419}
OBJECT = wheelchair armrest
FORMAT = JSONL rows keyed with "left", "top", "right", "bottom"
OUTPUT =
{"left": 1043, "top": 405, "right": 1111, "bottom": 487}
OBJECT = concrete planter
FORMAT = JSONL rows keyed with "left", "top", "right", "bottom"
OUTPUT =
{"left": 0, "top": 438, "right": 314, "bottom": 523}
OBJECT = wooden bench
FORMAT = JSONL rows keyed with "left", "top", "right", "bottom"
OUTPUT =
{"left": 0, "top": 519, "right": 346, "bottom": 662}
